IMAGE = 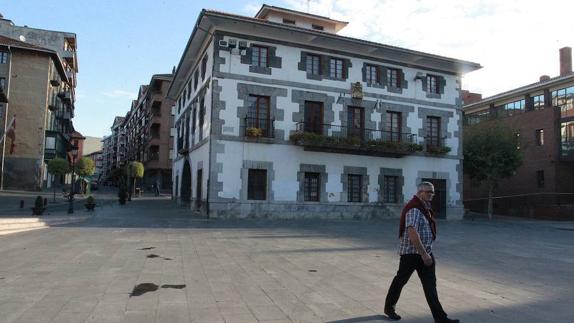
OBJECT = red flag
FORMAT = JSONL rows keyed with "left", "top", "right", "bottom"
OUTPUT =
{"left": 5, "top": 114, "right": 15, "bottom": 154}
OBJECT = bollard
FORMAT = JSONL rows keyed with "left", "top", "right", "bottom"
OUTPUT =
{"left": 20, "top": 200, "right": 24, "bottom": 208}
{"left": 44, "top": 198, "right": 48, "bottom": 206}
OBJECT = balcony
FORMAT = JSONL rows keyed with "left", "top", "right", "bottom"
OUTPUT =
{"left": 290, "top": 123, "right": 422, "bottom": 158}
{"left": 44, "top": 130, "right": 70, "bottom": 160}
{"left": 424, "top": 137, "right": 451, "bottom": 155}
{"left": 243, "top": 117, "right": 275, "bottom": 139}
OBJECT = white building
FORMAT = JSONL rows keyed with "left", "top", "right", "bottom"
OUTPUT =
{"left": 167, "top": 5, "right": 481, "bottom": 219}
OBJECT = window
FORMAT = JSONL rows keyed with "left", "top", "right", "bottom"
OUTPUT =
{"left": 426, "top": 75, "right": 440, "bottom": 94}
{"left": 312, "top": 24, "right": 324, "bottom": 31}
{"left": 465, "top": 110, "right": 489, "bottom": 125}
{"left": 387, "top": 68, "right": 401, "bottom": 88}
{"left": 0, "top": 51, "right": 7, "bottom": 64}
{"left": 306, "top": 54, "right": 321, "bottom": 75}
{"left": 426, "top": 116, "right": 441, "bottom": 147}
{"left": 304, "top": 101, "right": 323, "bottom": 134}
{"left": 365, "top": 64, "right": 379, "bottom": 84}
{"left": 199, "top": 98, "right": 205, "bottom": 140}
{"left": 348, "top": 174, "right": 362, "bottom": 202}
{"left": 182, "top": 89, "right": 187, "bottom": 106}
{"left": 532, "top": 94, "right": 545, "bottom": 110}
{"left": 386, "top": 111, "right": 402, "bottom": 142}
{"left": 536, "top": 129, "right": 544, "bottom": 146}
{"left": 247, "top": 95, "right": 270, "bottom": 137}
{"left": 283, "top": 18, "right": 296, "bottom": 25}
{"left": 251, "top": 45, "right": 268, "bottom": 67}
{"left": 191, "top": 107, "right": 197, "bottom": 136}
{"left": 248, "top": 169, "right": 267, "bottom": 200}
{"left": 504, "top": 99, "right": 525, "bottom": 114}
{"left": 384, "top": 176, "right": 399, "bottom": 203}
{"left": 304, "top": 172, "right": 320, "bottom": 201}
{"left": 0, "top": 77, "right": 5, "bottom": 90}
{"left": 515, "top": 133, "right": 521, "bottom": 150}
{"left": 193, "top": 70, "right": 199, "bottom": 90}
{"left": 201, "top": 55, "right": 208, "bottom": 80}
{"left": 187, "top": 81, "right": 191, "bottom": 99}
{"left": 347, "top": 107, "right": 364, "bottom": 139}
{"left": 330, "top": 58, "right": 344, "bottom": 79}
{"left": 561, "top": 120, "right": 574, "bottom": 157}
{"left": 552, "top": 86, "right": 574, "bottom": 114}
{"left": 536, "top": 170, "right": 544, "bottom": 188}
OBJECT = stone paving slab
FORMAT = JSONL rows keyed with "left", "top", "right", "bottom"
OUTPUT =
{"left": 0, "top": 199, "right": 572, "bottom": 322}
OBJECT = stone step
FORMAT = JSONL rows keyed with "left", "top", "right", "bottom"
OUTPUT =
{"left": 0, "top": 216, "right": 91, "bottom": 236}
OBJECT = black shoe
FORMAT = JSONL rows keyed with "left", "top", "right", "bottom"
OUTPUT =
{"left": 436, "top": 318, "right": 459, "bottom": 323}
{"left": 384, "top": 308, "right": 401, "bottom": 320}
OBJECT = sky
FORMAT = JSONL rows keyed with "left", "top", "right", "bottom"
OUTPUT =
{"left": 2, "top": 0, "right": 573, "bottom": 138}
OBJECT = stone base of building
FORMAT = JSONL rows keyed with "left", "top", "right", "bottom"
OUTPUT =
{"left": 207, "top": 200, "right": 404, "bottom": 220}
{"left": 445, "top": 206, "right": 464, "bottom": 220}
{"left": 2, "top": 157, "right": 42, "bottom": 191}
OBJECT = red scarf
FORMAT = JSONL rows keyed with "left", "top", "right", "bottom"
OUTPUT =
{"left": 399, "top": 195, "right": 437, "bottom": 240}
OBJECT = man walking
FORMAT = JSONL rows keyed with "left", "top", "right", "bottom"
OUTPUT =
{"left": 384, "top": 181, "right": 459, "bottom": 323}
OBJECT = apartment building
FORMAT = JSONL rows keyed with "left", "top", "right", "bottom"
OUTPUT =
{"left": 168, "top": 5, "right": 480, "bottom": 219}
{"left": 463, "top": 47, "right": 574, "bottom": 218}
{"left": 121, "top": 74, "right": 173, "bottom": 191}
{"left": 0, "top": 15, "right": 78, "bottom": 191}
{"left": 0, "top": 35, "right": 74, "bottom": 190}
{"left": 101, "top": 116, "right": 125, "bottom": 181}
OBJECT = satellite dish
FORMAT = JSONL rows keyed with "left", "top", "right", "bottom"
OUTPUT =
{"left": 19, "top": 35, "right": 26, "bottom": 42}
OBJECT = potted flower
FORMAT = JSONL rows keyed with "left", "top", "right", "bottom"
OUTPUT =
{"left": 84, "top": 196, "right": 96, "bottom": 211}
{"left": 31, "top": 196, "right": 46, "bottom": 216}
{"left": 246, "top": 127, "right": 263, "bottom": 137}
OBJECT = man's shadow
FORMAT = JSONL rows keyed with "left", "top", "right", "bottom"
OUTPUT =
{"left": 326, "top": 315, "right": 392, "bottom": 322}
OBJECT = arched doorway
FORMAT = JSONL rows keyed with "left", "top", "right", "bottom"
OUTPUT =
{"left": 181, "top": 160, "right": 192, "bottom": 204}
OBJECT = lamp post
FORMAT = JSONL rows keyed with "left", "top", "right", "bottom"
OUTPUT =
{"left": 67, "top": 145, "right": 78, "bottom": 214}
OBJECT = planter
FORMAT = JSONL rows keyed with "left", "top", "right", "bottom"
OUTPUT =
{"left": 31, "top": 207, "right": 46, "bottom": 216}
{"left": 84, "top": 203, "right": 96, "bottom": 211}
{"left": 246, "top": 127, "right": 263, "bottom": 137}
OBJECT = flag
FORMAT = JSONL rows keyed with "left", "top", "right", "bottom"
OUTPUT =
{"left": 5, "top": 114, "right": 15, "bottom": 154}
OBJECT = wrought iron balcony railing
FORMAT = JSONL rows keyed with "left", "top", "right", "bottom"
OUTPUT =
{"left": 290, "top": 122, "right": 422, "bottom": 157}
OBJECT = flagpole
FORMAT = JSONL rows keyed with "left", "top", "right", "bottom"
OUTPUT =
{"left": 0, "top": 46, "right": 12, "bottom": 191}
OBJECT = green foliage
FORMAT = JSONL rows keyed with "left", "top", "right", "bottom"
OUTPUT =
{"left": 47, "top": 158, "right": 69, "bottom": 176}
{"left": 108, "top": 167, "right": 127, "bottom": 182}
{"left": 85, "top": 196, "right": 95, "bottom": 205}
{"left": 76, "top": 157, "right": 95, "bottom": 177}
{"left": 463, "top": 123, "right": 522, "bottom": 185}
{"left": 426, "top": 145, "right": 451, "bottom": 155}
{"left": 34, "top": 196, "right": 44, "bottom": 209}
{"left": 130, "top": 161, "right": 145, "bottom": 178}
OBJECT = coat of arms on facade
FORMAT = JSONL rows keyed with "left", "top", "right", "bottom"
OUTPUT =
{"left": 351, "top": 82, "right": 363, "bottom": 99}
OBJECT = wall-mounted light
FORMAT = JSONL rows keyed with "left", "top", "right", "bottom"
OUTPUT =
{"left": 414, "top": 72, "right": 425, "bottom": 81}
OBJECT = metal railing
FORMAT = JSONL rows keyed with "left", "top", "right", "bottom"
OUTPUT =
{"left": 294, "top": 122, "right": 417, "bottom": 144}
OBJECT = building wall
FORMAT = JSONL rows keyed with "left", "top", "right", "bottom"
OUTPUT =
{"left": 464, "top": 107, "right": 560, "bottom": 200}
{"left": 3, "top": 51, "right": 51, "bottom": 190}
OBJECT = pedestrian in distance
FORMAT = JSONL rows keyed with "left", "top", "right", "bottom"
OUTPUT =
{"left": 384, "top": 181, "right": 459, "bottom": 323}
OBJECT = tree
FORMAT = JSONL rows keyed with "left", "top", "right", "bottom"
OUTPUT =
{"left": 47, "top": 158, "right": 69, "bottom": 202}
{"left": 76, "top": 157, "right": 95, "bottom": 177}
{"left": 129, "top": 161, "right": 145, "bottom": 197}
{"left": 464, "top": 123, "right": 522, "bottom": 219}
{"left": 76, "top": 157, "right": 96, "bottom": 194}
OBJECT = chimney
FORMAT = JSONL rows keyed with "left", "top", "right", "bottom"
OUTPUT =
{"left": 560, "top": 47, "right": 572, "bottom": 76}
{"left": 540, "top": 75, "right": 551, "bottom": 82}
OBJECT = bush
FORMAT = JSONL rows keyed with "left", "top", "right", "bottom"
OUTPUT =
{"left": 85, "top": 196, "right": 96, "bottom": 211}
{"left": 32, "top": 196, "right": 45, "bottom": 215}
{"left": 427, "top": 145, "right": 451, "bottom": 155}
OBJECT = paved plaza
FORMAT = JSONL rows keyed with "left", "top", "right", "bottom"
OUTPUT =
{"left": 0, "top": 198, "right": 573, "bottom": 323}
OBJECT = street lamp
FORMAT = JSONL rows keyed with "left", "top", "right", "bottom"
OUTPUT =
{"left": 67, "top": 145, "right": 78, "bottom": 214}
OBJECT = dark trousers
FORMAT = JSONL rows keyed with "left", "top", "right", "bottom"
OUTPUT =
{"left": 385, "top": 254, "right": 447, "bottom": 321}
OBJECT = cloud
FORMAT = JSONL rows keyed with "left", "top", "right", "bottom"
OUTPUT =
{"left": 102, "top": 90, "right": 136, "bottom": 99}
{"left": 279, "top": 0, "right": 574, "bottom": 97}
